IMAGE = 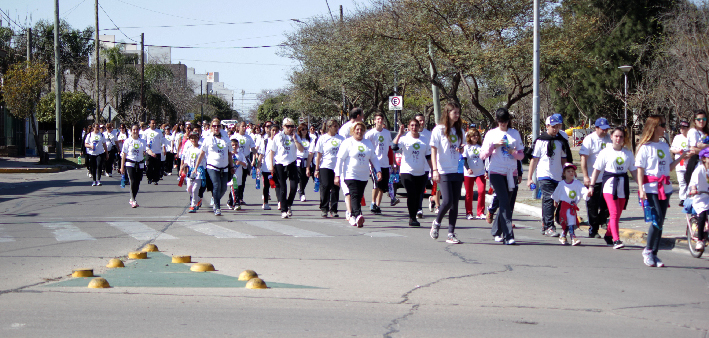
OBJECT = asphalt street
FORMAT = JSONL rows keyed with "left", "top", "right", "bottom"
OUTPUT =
{"left": 1, "top": 168, "right": 708, "bottom": 337}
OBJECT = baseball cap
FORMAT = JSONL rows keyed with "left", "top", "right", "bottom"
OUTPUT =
{"left": 552, "top": 114, "right": 563, "bottom": 124}
{"left": 680, "top": 120, "right": 690, "bottom": 128}
{"left": 700, "top": 148, "right": 709, "bottom": 158}
{"left": 594, "top": 118, "right": 610, "bottom": 130}
{"left": 189, "top": 131, "right": 200, "bottom": 138}
{"left": 546, "top": 115, "right": 562, "bottom": 126}
{"left": 563, "top": 162, "right": 577, "bottom": 171}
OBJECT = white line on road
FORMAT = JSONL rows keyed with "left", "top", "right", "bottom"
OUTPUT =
{"left": 177, "top": 221, "right": 255, "bottom": 239}
{"left": 106, "top": 221, "right": 177, "bottom": 241}
{"left": 41, "top": 222, "right": 95, "bottom": 241}
{"left": 245, "top": 220, "right": 330, "bottom": 237}
{"left": 0, "top": 227, "right": 14, "bottom": 242}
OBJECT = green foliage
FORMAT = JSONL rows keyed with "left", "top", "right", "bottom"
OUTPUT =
{"left": 2, "top": 61, "right": 49, "bottom": 119}
{"left": 36, "top": 91, "right": 95, "bottom": 125}
{"left": 257, "top": 94, "right": 298, "bottom": 123}
{"left": 198, "top": 94, "right": 237, "bottom": 121}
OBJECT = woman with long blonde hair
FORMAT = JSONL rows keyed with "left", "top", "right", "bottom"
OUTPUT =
{"left": 636, "top": 115, "right": 687, "bottom": 267}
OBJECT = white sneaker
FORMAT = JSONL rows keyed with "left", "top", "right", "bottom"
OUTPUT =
{"left": 278, "top": 202, "right": 281, "bottom": 210}
{"left": 281, "top": 212, "right": 289, "bottom": 219}
{"left": 494, "top": 236, "right": 503, "bottom": 242}
{"left": 92, "top": 181, "right": 97, "bottom": 186}
{"left": 300, "top": 195, "right": 306, "bottom": 202}
{"left": 696, "top": 241, "right": 706, "bottom": 251}
{"left": 210, "top": 197, "right": 214, "bottom": 206}
{"left": 475, "top": 215, "right": 486, "bottom": 220}
{"left": 356, "top": 215, "right": 365, "bottom": 228}
{"left": 287, "top": 207, "right": 293, "bottom": 217}
{"left": 345, "top": 211, "right": 351, "bottom": 221}
{"left": 235, "top": 205, "right": 241, "bottom": 211}
{"left": 466, "top": 214, "right": 474, "bottom": 220}
{"left": 571, "top": 238, "right": 581, "bottom": 246}
{"left": 416, "top": 210, "right": 423, "bottom": 219}
{"left": 430, "top": 220, "right": 440, "bottom": 239}
{"left": 105, "top": 173, "right": 110, "bottom": 177}
{"left": 96, "top": 181, "right": 102, "bottom": 186}
{"left": 446, "top": 233, "right": 461, "bottom": 244}
{"left": 349, "top": 216, "right": 357, "bottom": 226}
{"left": 654, "top": 255, "right": 665, "bottom": 268}
{"left": 642, "top": 249, "right": 656, "bottom": 267}
{"left": 559, "top": 236, "right": 568, "bottom": 245}
{"left": 435, "top": 207, "right": 439, "bottom": 214}
{"left": 262, "top": 204, "right": 271, "bottom": 210}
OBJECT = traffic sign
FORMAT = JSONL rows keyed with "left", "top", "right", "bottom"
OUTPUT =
{"left": 389, "top": 96, "right": 403, "bottom": 111}
{"left": 299, "top": 117, "right": 305, "bottom": 124}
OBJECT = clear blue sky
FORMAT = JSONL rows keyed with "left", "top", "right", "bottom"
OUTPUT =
{"left": 2, "top": 0, "right": 357, "bottom": 113}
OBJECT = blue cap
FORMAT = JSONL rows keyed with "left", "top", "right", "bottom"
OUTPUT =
{"left": 546, "top": 115, "right": 562, "bottom": 126}
{"left": 594, "top": 118, "right": 610, "bottom": 129}
{"left": 552, "top": 114, "right": 563, "bottom": 123}
{"left": 700, "top": 148, "right": 709, "bottom": 158}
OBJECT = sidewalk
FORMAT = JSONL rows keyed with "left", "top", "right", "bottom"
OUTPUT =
{"left": 0, "top": 151, "right": 81, "bottom": 173}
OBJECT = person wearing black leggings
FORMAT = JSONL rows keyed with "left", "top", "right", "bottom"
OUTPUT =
{"left": 120, "top": 124, "right": 149, "bottom": 208}
{"left": 296, "top": 123, "right": 312, "bottom": 202}
{"left": 84, "top": 123, "right": 108, "bottom": 186}
{"left": 393, "top": 119, "right": 432, "bottom": 227}
{"left": 314, "top": 119, "right": 345, "bottom": 218}
{"left": 267, "top": 118, "right": 305, "bottom": 218}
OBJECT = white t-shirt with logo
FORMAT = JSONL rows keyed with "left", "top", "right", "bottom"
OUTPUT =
{"left": 183, "top": 143, "right": 206, "bottom": 170}
{"left": 551, "top": 179, "right": 589, "bottom": 204}
{"left": 397, "top": 135, "right": 431, "bottom": 176}
{"left": 429, "top": 125, "right": 463, "bottom": 175}
{"left": 141, "top": 128, "right": 164, "bottom": 154}
{"left": 85, "top": 132, "right": 106, "bottom": 156}
{"left": 481, "top": 127, "right": 522, "bottom": 175}
{"left": 103, "top": 131, "right": 116, "bottom": 151}
{"left": 339, "top": 121, "right": 354, "bottom": 139}
{"left": 230, "top": 133, "right": 256, "bottom": 157}
{"left": 297, "top": 137, "right": 312, "bottom": 160}
{"left": 593, "top": 147, "right": 637, "bottom": 198}
{"left": 257, "top": 137, "right": 272, "bottom": 173}
{"left": 315, "top": 134, "right": 345, "bottom": 170}
{"left": 688, "top": 128, "right": 706, "bottom": 147}
{"left": 532, "top": 139, "right": 566, "bottom": 181}
{"left": 579, "top": 132, "right": 611, "bottom": 175}
{"left": 268, "top": 133, "right": 300, "bottom": 166}
{"left": 635, "top": 142, "right": 673, "bottom": 195}
{"left": 671, "top": 134, "right": 689, "bottom": 172}
{"left": 121, "top": 137, "right": 147, "bottom": 167}
{"left": 200, "top": 136, "right": 230, "bottom": 169}
{"left": 690, "top": 165, "right": 709, "bottom": 213}
{"left": 463, "top": 144, "right": 485, "bottom": 177}
{"left": 365, "top": 128, "right": 392, "bottom": 169}
{"left": 335, "top": 138, "right": 381, "bottom": 181}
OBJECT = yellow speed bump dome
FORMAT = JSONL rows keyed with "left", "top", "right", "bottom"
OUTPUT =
{"left": 128, "top": 251, "right": 147, "bottom": 259}
{"left": 238, "top": 270, "right": 258, "bottom": 281}
{"left": 72, "top": 269, "right": 94, "bottom": 278}
{"left": 172, "top": 255, "right": 192, "bottom": 263}
{"left": 245, "top": 278, "right": 267, "bottom": 289}
{"left": 88, "top": 277, "right": 110, "bottom": 288}
{"left": 106, "top": 259, "right": 125, "bottom": 268}
{"left": 190, "top": 263, "right": 216, "bottom": 272}
{"left": 142, "top": 244, "right": 159, "bottom": 252}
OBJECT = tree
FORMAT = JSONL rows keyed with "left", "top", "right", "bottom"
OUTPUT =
{"left": 36, "top": 91, "right": 94, "bottom": 155}
{"left": 257, "top": 93, "right": 297, "bottom": 123}
{"left": 199, "top": 94, "right": 237, "bottom": 121}
{"left": 2, "top": 61, "right": 50, "bottom": 159}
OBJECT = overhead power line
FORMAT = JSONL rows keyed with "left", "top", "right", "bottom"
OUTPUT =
{"left": 98, "top": 2, "right": 138, "bottom": 43}
{"left": 176, "top": 59, "right": 292, "bottom": 66}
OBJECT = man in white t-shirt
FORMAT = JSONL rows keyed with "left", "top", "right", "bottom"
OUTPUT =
{"left": 141, "top": 119, "right": 165, "bottom": 185}
{"left": 338, "top": 107, "right": 365, "bottom": 220}
{"left": 230, "top": 122, "right": 257, "bottom": 204}
{"left": 365, "top": 113, "right": 393, "bottom": 214}
{"left": 406, "top": 113, "right": 432, "bottom": 218}
{"left": 671, "top": 120, "right": 691, "bottom": 206}
{"left": 579, "top": 117, "right": 611, "bottom": 238}
{"left": 527, "top": 115, "right": 567, "bottom": 237}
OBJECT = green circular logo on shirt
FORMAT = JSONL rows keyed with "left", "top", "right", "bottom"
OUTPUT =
{"left": 331, "top": 140, "right": 339, "bottom": 147}
{"left": 378, "top": 135, "right": 384, "bottom": 143}
{"left": 568, "top": 190, "right": 577, "bottom": 199}
{"left": 616, "top": 157, "right": 625, "bottom": 165}
{"left": 150, "top": 132, "right": 156, "bottom": 138}
{"left": 190, "top": 153, "right": 196, "bottom": 160}
{"left": 473, "top": 148, "right": 480, "bottom": 155}
{"left": 657, "top": 149, "right": 666, "bottom": 159}
{"left": 94, "top": 136, "right": 99, "bottom": 141}
{"left": 601, "top": 143, "right": 606, "bottom": 149}
{"left": 448, "top": 135, "right": 458, "bottom": 143}
{"left": 303, "top": 141, "right": 309, "bottom": 147}
{"left": 682, "top": 141, "right": 687, "bottom": 148}
{"left": 133, "top": 143, "right": 139, "bottom": 149}
{"left": 413, "top": 143, "right": 421, "bottom": 150}
{"left": 358, "top": 145, "right": 365, "bottom": 152}
{"left": 285, "top": 139, "right": 291, "bottom": 146}
{"left": 551, "top": 142, "right": 556, "bottom": 151}
{"left": 217, "top": 142, "right": 225, "bottom": 150}
{"left": 239, "top": 139, "right": 245, "bottom": 145}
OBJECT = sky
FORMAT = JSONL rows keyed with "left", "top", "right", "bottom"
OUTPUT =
{"left": 1, "top": 0, "right": 359, "bottom": 113}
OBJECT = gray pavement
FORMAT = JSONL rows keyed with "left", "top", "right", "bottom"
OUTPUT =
{"left": 0, "top": 167, "right": 708, "bottom": 337}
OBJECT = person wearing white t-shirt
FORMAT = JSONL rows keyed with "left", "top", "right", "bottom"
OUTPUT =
{"left": 364, "top": 113, "right": 393, "bottom": 214}
{"left": 551, "top": 163, "right": 589, "bottom": 246}
{"left": 636, "top": 116, "right": 687, "bottom": 267}
{"left": 120, "top": 124, "right": 149, "bottom": 208}
{"left": 481, "top": 108, "right": 525, "bottom": 245}
{"left": 589, "top": 127, "right": 638, "bottom": 249}
{"left": 405, "top": 113, "right": 433, "bottom": 218}
{"left": 528, "top": 115, "right": 568, "bottom": 237}
{"left": 141, "top": 120, "right": 166, "bottom": 185}
{"left": 103, "top": 123, "right": 118, "bottom": 177}
{"left": 689, "top": 149, "right": 709, "bottom": 252}
{"left": 295, "top": 123, "right": 313, "bottom": 202}
{"left": 462, "top": 129, "right": 486, "bottom": 220}
{"left": 230, "top": 122, "right": 257, "bottom": 205}
{"left": 179, "top": 131, "right": 206, "bottom": 213}
{"left": 84, "top": 123, "right": 108, "bottom": 186}
{"left": 579, "top": 117, "right": 612, "bottom": 238}
{"left": 429, "top": 103, "right": 467, "bottom": 244}
{"left": 671, "top": 120, "right": 691, "bottom": 205}
{"left": 194, "top": 119, "right": 235, "bottom": 216}
{"left": 684, "top": 110, "right": 709, "bottom": 190}
{"left": 256, "top": 124, "right": 279, "bottom": 210}
{"left": 267, "top": 118, "right": 305, "bottom": 218}
{"left": 338, "top": 107, "right": 365, "bottom": 221}
{"left": 393, "top": 119, "right": 431, "bottom": 227}
{"left": 334, "top": 121, "right": 382, "bottom": 228}
{"left": 314, "top": 119, "right": 345, "bottom": 218}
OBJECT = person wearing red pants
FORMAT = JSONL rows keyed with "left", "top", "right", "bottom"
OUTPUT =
{"left": 463, "top": 128, "right": 486, "bottom": 219}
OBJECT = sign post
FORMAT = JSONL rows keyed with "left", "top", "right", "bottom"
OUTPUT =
{"left": 389, "top": 95, "right": 403, "bottom": 131}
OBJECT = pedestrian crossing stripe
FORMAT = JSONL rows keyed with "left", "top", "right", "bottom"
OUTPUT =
{"left": 176, "top": 221, "right": 255, "bottom": 239}
{"left": 107, "top": 221, "right": 178, "bottom": 241}
{"left": 0, "top": 227, "right": 14, "bottom": 242}
{"left": 244, "top": 220, "right": 330, "bottom": 237}
{"left": 41, "top": 222, "right": 96, "bottom": 242}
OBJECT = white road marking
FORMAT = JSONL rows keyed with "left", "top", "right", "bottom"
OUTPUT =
{"left": 177, "top": 221, "right": 255, "bottom": 239}
{"left": 41, "top": 222, "right": 95, "bottom": 241}
{"left": 0, "top": 227, "right": 14, "bottom": 242}
{"left": 362, "top": 232, "right": 405, "bottom": 237}
{"left": 106, "top": 221, "right": 177, "bottom": 241}
{"left": 309, "top": 219, "right": 405, "bottom": 237}
{"left": 245, "top": 220, "right": 330, "bottom": 237}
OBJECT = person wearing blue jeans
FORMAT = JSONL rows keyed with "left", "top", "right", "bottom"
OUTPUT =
{"left": 195, "top": 118, "right": 235, "bottom": 216}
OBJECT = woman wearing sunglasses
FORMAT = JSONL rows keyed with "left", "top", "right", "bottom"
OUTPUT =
{"left": 314, "top": 119, "right": 345, "bottom": 218}
{"left": 267, "top": 118, "right": 306, "bottom": 218}
{"left": 194, "top": 118, "right": 235, "bottom": 216}
{"left": 684, "top": 110, "right": 709, "bottom": 187}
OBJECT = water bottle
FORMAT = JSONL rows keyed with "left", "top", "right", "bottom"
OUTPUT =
{"left": 457, "top": 154, "right": 465, "bottom": 174}
{"left": 268, "top": 175, "right": 276, "bottom": 188}
{"left": 232, "top": 175, "right": 239, "bottom": 188}
{"left": 314, "top": 177, "right": 320, "bottom": 192}
{"left": 393, "top": 172, "right": 400, "bottom": 184}
{"left": 121, "top": 174, "right": 126, "bottom": 188}
{"left": 643, "top": 200, "right": 652, "bottom": 223}
{"left": 530, "top": 183, "right": 536, "bottom": 190}
{"left": 77, "top": 155, "right": 82, "bottom": 165}
{"left": 501, "top": 135, "right": 509, "bottom": 157}
{"left": 388, "top": 181, "right": 396, "bottom": 200}
{"left": 251, "top": 165, "right": 257, "bottom": 179}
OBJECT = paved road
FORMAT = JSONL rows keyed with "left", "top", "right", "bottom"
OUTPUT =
{"left": 1, "top": 168, "right": 708, "bottom": 337}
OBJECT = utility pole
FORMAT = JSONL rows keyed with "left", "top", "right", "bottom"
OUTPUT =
{"left": 140, "top": 33, "right": 145, "bottom": 122}
{"left": 103, "top": 59, "right": 108, "bottom": 121}
{"left": 95, "top": 0, "right": 100, "bottom": 122}
{"left": 54, "top": 1, "right": 63, "bottom": 159}
{"left": 200, "top": 80, "right": 203, "bottom": 122}
{"left": 532, "top": 0, "right": 540, "bottom": 142}
{"left": 340, "top": 5, "right": 346, "bottom": 124}
{"left": 394, "top": 71, "right": 399, "bottom": 131}
{"left": 429, "top": 40, "right": 440, "bottom": 124}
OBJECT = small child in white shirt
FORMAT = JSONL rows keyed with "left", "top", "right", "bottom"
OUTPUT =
{"left": 552, "top": 163, "right": 589, "bottom": 246}
{"left": 227, "top": 139, "right": 248, "bottom": 210}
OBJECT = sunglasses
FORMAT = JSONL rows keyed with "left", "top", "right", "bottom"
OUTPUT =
{"left": 284, "top": 125, "right": 295, "bottom": 128}
{"left": 212, "top": 125, "right": 220, "bottom": 127}
{"left": 659, "top": 123, "right": 667, "bottom": 128}
{"left": 696, "top": 118, "right": 707, "bottom": 122}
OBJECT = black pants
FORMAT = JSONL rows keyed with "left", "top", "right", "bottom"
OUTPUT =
{"left": 319, "top": 168, "right": 340, "bottom": 213}
{"left": 345, "top": 179, "right": 368, "bottom": 217}
{"left": 696, "top": 210, "right": 708, "bottom": 242}
{"left": 164, "top": 152, "right": 175, "bottom": 175}
{"left": 298, "top": 164, "right": 310, "bottom": 195}
{"left": 646, "top": 193, "right": 671, "bottom": 255}
{"left": 88, "top": 154, "right": 104, "bottom": 182}
{"left": 237, "top": 167, "right": 248, "bottom": 201}
{"left": 586, "top": 182, "right": 609, "bottom": 234}
{"left": 490, "top": 174, "right": 516, "bottom": 240}
{"left": 488, "top": 181, "right": 519, "bottom": 214}
{"left": 402, "top": 173, "right": 426, "bottom": 220}
{"left": 539, "top": 179, "right": 559, "bottom": 232}
{"left": 262, "top": 172, "right": 271, "bottom": 204}
{"left": 126, "top": 165, "right": 143, "bottom": 200}
{"left": 418, "top": 171, "right": 429, "bottom": 211}
{"left": 275, "top": 162, "right": 298, "bottom": 212}
{"left": 105, "top": 149, "right": 117, "bottom": 175}
{"left": 146, "top": 155, "right": 162, "bottom": 183}
{"left": 374, "top": 167, "right": 390, "bottom": 192}
{"left": 435, "top": 173, "right": 464, "bottom": 233}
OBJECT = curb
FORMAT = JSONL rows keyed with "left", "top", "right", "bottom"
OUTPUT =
{"left": 486, "top": 194, "right": 687, "bottom": 251}
{"left": 0, "top": 166, "right": 73, "bottom": 173}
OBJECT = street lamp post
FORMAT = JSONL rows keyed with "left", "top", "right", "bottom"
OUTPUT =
{"left": 619, "top": 65, "right": 632, "bottom": 126}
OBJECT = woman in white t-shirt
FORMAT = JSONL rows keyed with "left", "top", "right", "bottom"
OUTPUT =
{"left": 683, "top": 110, "right": 709, "bottom": 194}
{"left": 296, "top": 123, "right": 312, "bottom": 202}
{"left": 267, "top": 118, "right": 305, "bottom": 218}
{"left": 589, "top": 127, "right": 638, "bottom": 249}
{"left": 636, "top": 115, "right": 687, "bottom": 267}
{"left": 179, "top": 130, "right": 206, "bottom": 213}
{"left": 120, "top": 124, "right": 149, "bottom": 208}
{"left": 463, "top": 128, "right": 486, "bottom": 220}
{"left": 84, "top": 123, "right": 108, "bottom": 186}
{"left": 481, "top": 108, "right": 525, "bottom": 245}
{"left": 335, "top": 121, "right": 382, "bottom": 227}
{"left": 314, "top": 119, "right": 345, "bottom": 218}
{"left": 256, "top": 124, "right": 278, "bottom": 210}
{"left": 688, "top": 149, "right": 709, "bottom": 253}
{"left": 393, "top": 119, "right": 431, "bottom": 227}
{"left": 429, "top": 102, "right": 468, "bottom": 244}
{"left": 194, "top": 118, "right": 235, "bottom": 216}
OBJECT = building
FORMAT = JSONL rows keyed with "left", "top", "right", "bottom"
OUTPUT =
{"left": 186, "top": 69, "right": 234, "bottom": 108}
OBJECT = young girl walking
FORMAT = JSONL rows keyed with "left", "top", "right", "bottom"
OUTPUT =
{"left": 552, "top": 163, "right": 589, "bottom": 246}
